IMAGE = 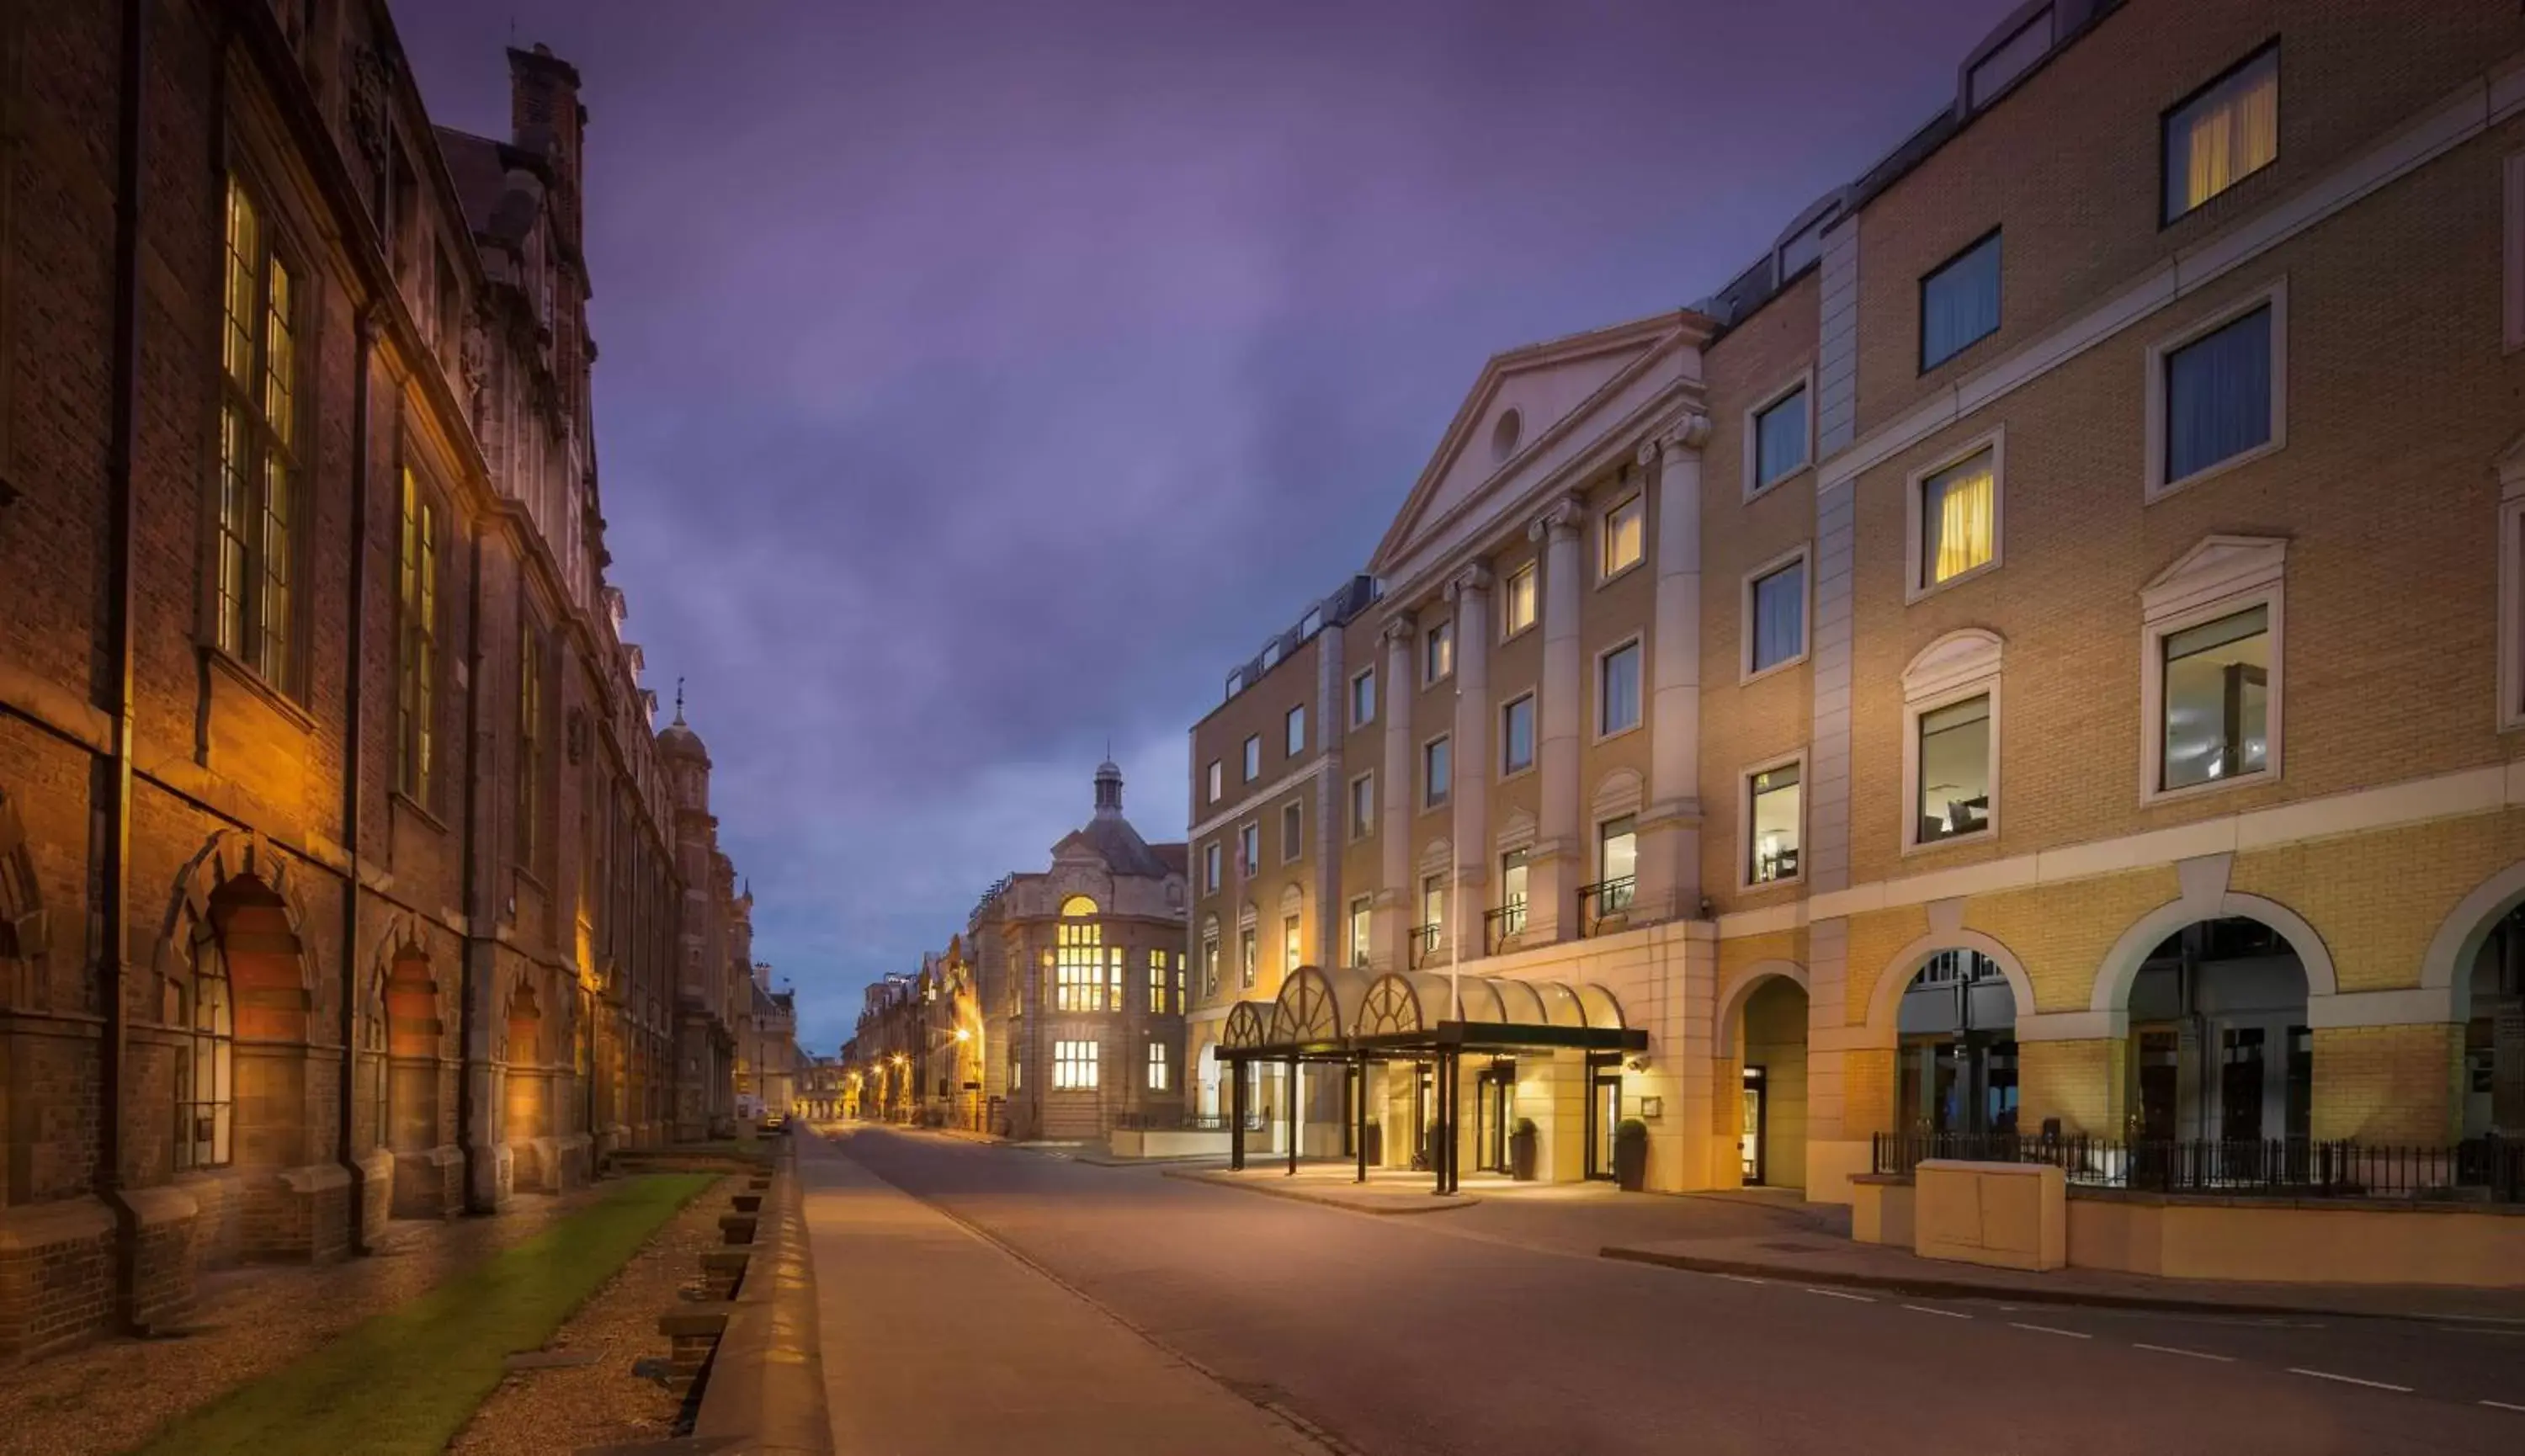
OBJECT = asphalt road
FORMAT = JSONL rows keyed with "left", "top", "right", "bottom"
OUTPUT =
{"left": 827, "top": 1127, "right": 2525, "bottom": 1456}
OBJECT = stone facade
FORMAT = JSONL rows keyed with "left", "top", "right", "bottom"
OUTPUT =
{"left": 0, "top": 0, "right": 757, "bottom": 1363}
{"left": 1189, "top": 0, "right": 2525, "bottom": 1214}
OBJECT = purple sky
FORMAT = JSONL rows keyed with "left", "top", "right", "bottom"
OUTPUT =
{"left": 399, "top": 0, "right": 2005, "bottom": 1052}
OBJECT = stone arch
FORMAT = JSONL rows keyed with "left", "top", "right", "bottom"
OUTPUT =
{"left": 1717, "top": 959, "right": 1810, "bottom": 1057}
{"left": 2087, "top": 869, "right": 2338, "bottom": 1018}
{"left": 1902, "top": 628, "right": 2006, "bottom": 698}
{"left": 152, "top": 830, "right": 316, "bottom": 1020}
{"left": 2420, "top": 858, "right": 2525, "bottom": 1016}
{"left": 374, "top": 917, "right": 443, "bottom": 1160}
{"left": 505, "top": 977, "right": 550, "bottom": 1188}
{"left": 1417, "top": 837, "right": 1453, "bottom": 879}
{"left": 1495, "top": 805, "right": 1537, "bottom": 854}
{"left": 0, "top": 786, "right": 47, "bottom": 1009}
{"left": 1591, "top": 768, "right": 1643, "bottom": 823}
{"left": 1863, "top": 928, "right": 2036, "bottom": 1037}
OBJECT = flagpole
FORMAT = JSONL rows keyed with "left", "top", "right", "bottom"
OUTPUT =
{"left": 1449, "top": 676, "right": 1461, "bottom": 1024}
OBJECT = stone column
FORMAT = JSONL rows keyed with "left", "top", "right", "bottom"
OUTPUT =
{"left": 1447, "top": 563, "right": 1492, "bottom": 961}
{"left": 1377, "top": 613, "right": 1416, "bottom": 971}
{"left": 1638, "top": 416, "right": 1710, "bottom": 923}
{"left": 1525, "top": 495, "right": 1586, "bottom": 944}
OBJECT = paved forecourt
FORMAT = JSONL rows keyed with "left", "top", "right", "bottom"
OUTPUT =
{"left": 803, "top": 1129, "right": 1326, "bottom": 1455}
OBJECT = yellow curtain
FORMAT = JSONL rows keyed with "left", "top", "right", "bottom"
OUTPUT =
{"left": 2184, "top": 65, "right": 2277, "bottom": 212}
{"left": 1932, "top": 463, "right": 1994, "bottom": 584}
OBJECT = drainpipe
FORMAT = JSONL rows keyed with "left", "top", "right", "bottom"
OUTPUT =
{"left": 337, "top": 306, "right": 377, "bottom": 1253}
{"left": 96, "top": 0, "right": 148, "bottom": 1334}
{"left": 454, "top": 519, "right": 488, "bottom": 1209}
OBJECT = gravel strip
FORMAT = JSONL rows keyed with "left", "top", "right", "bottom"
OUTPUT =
{"left": 448, "top": 1175, "right": 741, "bottom": 1455}
{"left": 0, "top": 1185, "right": 612, "bottom": 1456}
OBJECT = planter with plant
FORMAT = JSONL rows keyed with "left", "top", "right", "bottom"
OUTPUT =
{"left": 1613, "top": 1117, "right": 1649, "bottom": 1192}
{"left": 1508, "top": 1117, "right": 1539, "bottom": 1181}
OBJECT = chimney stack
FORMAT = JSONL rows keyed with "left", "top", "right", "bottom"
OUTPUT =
{"left": 506, "top": 43, "right": 585, "bottom": 247}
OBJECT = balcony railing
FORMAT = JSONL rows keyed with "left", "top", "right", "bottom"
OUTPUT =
{"left": 1408, "top": 922, "right": 1444, "bottom": 969}
{"left": 1483, "top": 901, "right": 1526, "bottom": 955}
{"left": 1871, "top": 1130, "right": 2525, "bottom": 1203}
{"left": 1576, "top": 876, "right": 1635, "bottom": 938}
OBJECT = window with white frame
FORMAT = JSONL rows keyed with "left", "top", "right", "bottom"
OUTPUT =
{"left": 1920, "top": 230, "right": 2001, "bottom": 371}
{"left": 1285, "top": 704, "right": 1305, "bottom": 757}
{"left": 1498, "top": 848, "right": 1528, "bottom": 936}
{"left": 1283, "top": 913, "right": 1302, "bottom": 975}
{"left": 2140, "top": 537, "right": 2284, "bottom": 799}
{"left": 1350, "top": 667, "right": 1376, "bottom": 728}
{"left": 1146, "top": 1040, "right": 1169, "bottom": 1092}
{"left": 1053, "top": 1039, "right": 1098, "bottom": 1090}
{"left": 1913, "top": 439, "right": 2001, "bottom": 594}
{"left": 1348, "top": 895, "right": 1373, "bottom": 969}
{"left": 1501, "top": 693, "right": 1535, "bottom": 774}
{"left": 2164, "top": 45, "right": 2278, "bottom": 224}
{"left": 2506, "top": 152, "right": 2523, "bottom": 354}
{"left": 1594, "top": 816, "right": 1636, "bottom": 913}
{"left": 1239, "top": 924, "right": 1257, "bottom": 988}
{"left": 1423, "top": 735, "right": 1451, "bottom": 808}
{"left": 1206, "top": 759, "right": 1222, "bottom": 802}
{"left": 1147, "top": 949, "right": 1169, "bottom": 1014}
{"left": 1419, "top": 874, "right": 1446, "bottom": 938}
{"left": 1280, "top": 800, "right": 1302, "bottom": 862}
{"left": 1746, "top": 553, "right": 1807, "bottom": 677}
{"left": 1238, "top": 821, "right": 1259, "bottom": 876}
{"left": 1746, "top": 762, "right": 1802, "bottom": 886}
{"left": 1602, "top": 494, "right": 1645, "bottom": 577}
{"left": 1599, "top": 640, "right": 1642, "bottom": 736}
{"left": 1054, "top": 918, "right": 1107, "bottom": 1012}
{"left": 1750, "top": 381, "right": 1810, "bottom": 494}
{"left": 1242, "top": 735, "right": 1262, "bottom": 780}
{"left": 1202, "top": 922, "right": 1220, "bottom": 996}
{"left": 1902, "top": 630, "right": 2002, "bottom": 850}
{"left": 1349, "top": 772, "right": 1374, "bottom": 840}
{"left": 1425, "top": 620, "right": 1454, "bottom": 683}
{"left": 1502, "top": 561, "right": 1538, "bottom": 637}
{"left": 1203, "top": 841, "right": 1221, "bottom": 892}
{"left": 2151, "top": 291, "right": 2282, "bottom": 492}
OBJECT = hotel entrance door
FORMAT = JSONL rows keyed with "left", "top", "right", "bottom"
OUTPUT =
{"left": 1474, "top": 1063, "right": 1514, "bottom": 1173}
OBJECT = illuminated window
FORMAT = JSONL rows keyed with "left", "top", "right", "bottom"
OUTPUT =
{"left": 1238, "top": 822, "right": 1259, "bottom": 876}
{"left": 1502, "top": 561, "right": 1538, "bottom": 637}
{"left": 1349, "top": 772, "right": 1374, "bottom": 840}
{"left": 1752, "top": 385, "right": 1810, "bottom": 493}
{"left": 1915, "top": 695, "right": 1994, "bottom": 845}
{"left": 173, "top": 948, "right": 234, "bottom": 1171}
{"left": 1599, "top": 640, "right": 1641, "bottom": 735}
{"left": 1201, "top": 922, "right": 1220, "bottom": 996}
{"left": 1242, "top": 735, "right": 1261, "bottom": 780}
{"left": 1746, "top": 763, "right": 1802, "bottom": 885}
{"left": 214, "top": 174, "right": 300, "bottom": 688}
{"left": 1501, "top": 693, "right": 1534, "bottom": 774}
{"left": 1054, "top": 919, "right": 1106, "bottom": 1012}
{"left": 1602, "top": 495, "right": 1645, "bottom": 577}
{"left": 1146, "top": 1041, "right": 1169, "bottom": 1092}
{"left": 1285, "top": 704, "right": 1305, "bottom": 757}
{"left": 1283, "top": 913, "right": 1302, "bottom": 975}
{"left": 1916, "top": 444, "right": 1999, "bottom": 591}
{"left": 1148, "top": 949, "right": 1169, "bottom": 1013}
{"left": 1350, "top": 667, "right": 1376, "bottom": 727}
{"left": 1348, "top": 896, "right": 1373, "bottom": 969}
{"left": 1418, "top": 875, "right": 1446, "bottom": 954}
{"left": 2164, "top": 46, "right": 2278, "bottom": 223}
{"left": 1425, "top": 620, "right": 1454, "bottom": 683}
{"left": 1498, "top": 849, "right": 1528, "bottom": 938}
{"left": 1422, "top": 736, "right": 1450, "bottom": 808}
{"left": 1053, "top": 1039, "right": 1099, "bottom": 1090}
{"left": 2157, "top": 606, "right": 2272, "bottom": 792}
{"left": 1281, "top": 800, "right": 1302, "bottom": 862}
{"left": 1239, "top": 925, "right": 1257, "bottom": 988}
{"left": 396, "top": 470, "right": 439, "bottom": 800}
{"left": 1596, "top": 816, "right": 1637, "bottom": 913}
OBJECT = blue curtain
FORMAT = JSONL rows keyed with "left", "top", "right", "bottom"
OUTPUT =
{"left": 1753, "top": 562, "right": 1805, "bottom": 671}
{"left": 2166, "top": 306, "right": 2271, "bottom": 481}
{"left": 1922, "top": 234, "right": 2001, "bottom": 369}
{"left": 1755, "top": 388, "right": 1809, "bottom": 486}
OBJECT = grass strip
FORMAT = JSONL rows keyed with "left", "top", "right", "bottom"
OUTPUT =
{"left": 133, "top": 1172, "right": 715, "bottom": 1456}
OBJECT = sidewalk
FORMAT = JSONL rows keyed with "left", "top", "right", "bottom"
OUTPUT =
{"left": 1166, "top": 1164, "right": 1479, "bottom": 1214}
{"left": 803, "top": 1132, "right": 1327, "bottom": 1455}
{"left": 1602, "top": 1230, "right": 2525, "bottom": 1323}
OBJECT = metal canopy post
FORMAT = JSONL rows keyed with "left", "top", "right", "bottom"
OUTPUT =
{"left": 1354, "top": 1053, "right": 1369, "bottom": 1183}
{"left": 1230, "top": 1056, "right": 1247, "bottom": 1172}
{"left": 1285, "top": 1054, "right": 1300, "bottom": 1177}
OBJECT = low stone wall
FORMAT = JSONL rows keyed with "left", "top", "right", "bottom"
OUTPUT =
{"left": 1105, "top": 1129, "right": 1231, "bottom": 1159}
{"left": 2070, "top": 1193, "right": 2525, "bottom": 1287}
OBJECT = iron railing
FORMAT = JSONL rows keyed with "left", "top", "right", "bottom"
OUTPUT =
{"left": 1484, "top": 901, "right": 1526, "bottom": 954}
{"left": 1408, "top": 922, "right": 1444, "bottom": 969}
{"left": 1114, "top": 1110, "right": 1262, "bottom": 1133}
{"left": 1576, "top": 876, "right": 1635, "bottom": 936}
{"left": 1871, "top": 1129, "right": 2525, "bottom": 1203}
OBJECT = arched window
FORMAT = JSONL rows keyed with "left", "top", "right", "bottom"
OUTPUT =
{"left": 364, "top": 1001, "right": 389, "bottom": 1150}
{"left": 173, "top": 940, "right": 234, "bottom": 1171}
{"left": 1059, "top": 894, "right": 1098, "bottom": 918}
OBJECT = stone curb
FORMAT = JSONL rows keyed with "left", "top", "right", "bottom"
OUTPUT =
{"left": 1162, "top": 1167, "right": 1479, "bottom": 1215}
{"left": 1597, "top": 1244, "right": 2525, "bottom": 1325}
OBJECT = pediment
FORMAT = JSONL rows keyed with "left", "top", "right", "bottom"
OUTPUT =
{"left": 1369, "top": 311, "right": 1708, "bottom": 586}
{"left": 2140, "top": 535, "right": 2287, "bottom": 622}
{"left": 1902, "top": 629, "right": 2004, "bottom": 701}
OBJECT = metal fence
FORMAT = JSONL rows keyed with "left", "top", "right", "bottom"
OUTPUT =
{"left": 1113, "top": 1111, "right": 1261, "bottom": 1133}
{"left": 1871, "top": 1129, "right": 2525, "bottom": 1203}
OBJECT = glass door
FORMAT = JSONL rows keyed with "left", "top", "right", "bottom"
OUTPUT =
{"left": 1587, "top": 1071, "right": 1621, "bottom": 1180}
{"left": 1741, "top": 1065, "right": 1768, "bottom": 1185}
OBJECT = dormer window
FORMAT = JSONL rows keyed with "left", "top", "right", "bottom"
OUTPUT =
{"left": 1966, "top": 5, "right": 2054, "bottom": 110}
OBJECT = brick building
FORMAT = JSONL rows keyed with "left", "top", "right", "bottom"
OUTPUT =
{"left": 0, "top": 0, "right": 758, "bottom": 1362}
{"left": 1192, "top": 0, "right": 2525, "bottom": 1253}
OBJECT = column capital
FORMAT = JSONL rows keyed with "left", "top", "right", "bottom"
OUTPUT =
{"left": 1649, "top": 412, "right": 1713, "bottom": 460}
{"left": 1443, "top": 561, "right": 1493, "bottom": 603}
{"left": 1379, "top": 612, "right": 1418, "bottom": 646}
{"left": 1526, "top": 493, "right": 1586, "bottom": 545}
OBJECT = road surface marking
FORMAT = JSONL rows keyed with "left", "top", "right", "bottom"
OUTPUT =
{"left": 2437, "top": 1326, "right": 2525, "bottom": 1336}
{"left": 2480, "top": 1400, "right": 2525, "bottom": 1413}
{"left": 2009, "top": 1322, "right": 2092, "bottom": 1339}
{"left": 1902, "top": 1304, "right": 1970, "bottom": 1319}
{"left": 2288, "top": 1368, "right": 2412, "bottom": 1393}
{"left": 1804, "top": 1288, "right": 1875, "bottom": 1302}
{"left": 1715, "top": 1273, "right": 1768, "bottom": 1285}
{"left": 2132, "top": 1342, "right": 2234, "bottom": 1362}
